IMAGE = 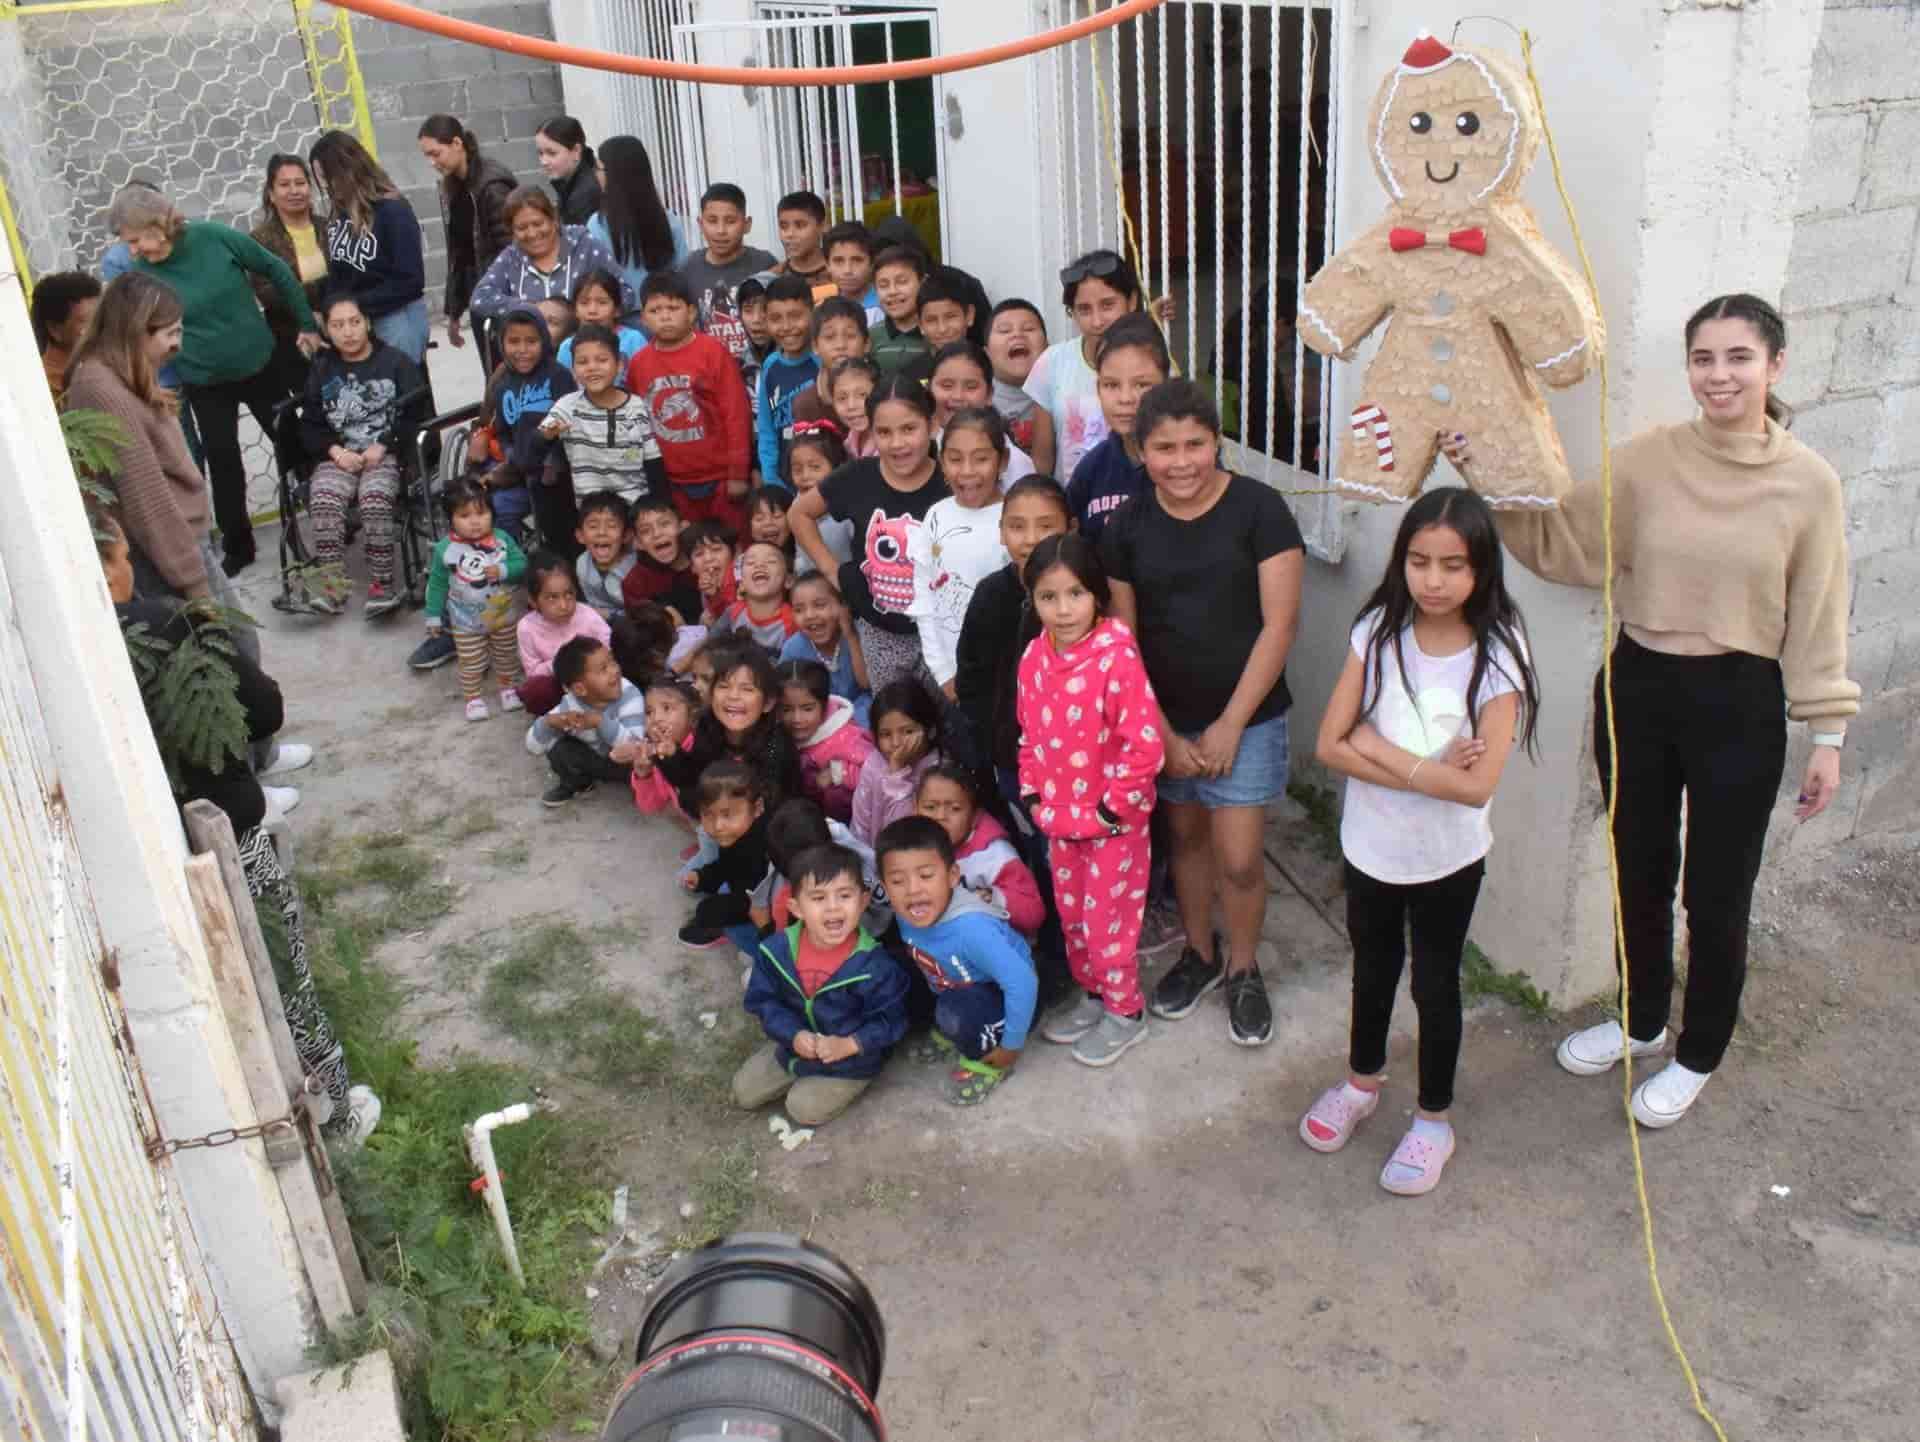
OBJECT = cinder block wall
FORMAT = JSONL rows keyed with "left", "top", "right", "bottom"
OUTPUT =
{"left": 344, "top": 0, "right": 566, "bottom": 311}
{"left": 1780, "top": 0, "right": 1920, "bottom": 840}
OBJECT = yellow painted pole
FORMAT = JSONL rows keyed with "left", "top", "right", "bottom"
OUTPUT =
{"left": 0, "top": 171, "right": 34, "bottom": 300}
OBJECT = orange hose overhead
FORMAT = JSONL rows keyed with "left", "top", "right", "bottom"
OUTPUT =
{"left": 329, "top": 0, "right": 1167, "bottom": 87}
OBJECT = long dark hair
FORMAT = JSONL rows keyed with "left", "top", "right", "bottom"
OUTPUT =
{"left": 308, "top": 129, "right": 400, "bottom": 231}
{"left": 596, "top": 135, "right": 676, "bottom": 271}
{"left": 417, "top": 114, "right": 486, "bottom": 188}
{"left": 259, "top": 153, "right": 312, "bottom": 224}
{"left": 1022, "top": 533, "right": 1110, "bottom": 614}
{"left": 1683, "top": 292, "right": 1791, "bottom": 428}
{"left": 1354, "top": 487, "right": 1540, "bottom": 759}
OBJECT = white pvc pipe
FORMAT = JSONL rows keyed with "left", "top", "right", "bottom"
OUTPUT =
{"left": 466, "top": 1102, "right": 543, "bottom": 1287}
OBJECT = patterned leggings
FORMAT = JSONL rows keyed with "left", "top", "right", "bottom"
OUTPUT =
{"left": 1051, "top": 829, "right": 1152, "bottom": 1017}
{"left": 309, "top": 458, "right": 401, "bottom": 587}
{"left": 236, "top": 825, "right": 351, "bottom": 1133}
{"left": 855, "top": 619, "right": 930, "bottom": 692}
{"left": 453, "top": 625, "right": 522, "bottom": 699}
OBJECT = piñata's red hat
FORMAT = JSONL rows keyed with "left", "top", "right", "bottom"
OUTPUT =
{"left": 1401, "top": 31, "right": 1454, "bottom": 72}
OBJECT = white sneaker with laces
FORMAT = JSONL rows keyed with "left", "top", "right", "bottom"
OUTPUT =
{"left": 1556, "top": 1020, "right": 1669, "bottom": 1077}
{"left": 464, "top": 697, "right": 490, "bottom": 722}
{"left": 258, "top": 742, "right": 313, "bottom": 777}
{"left": 1631, "top": 1061, "right": 1710, "bottom": 1128}
{"left": 340, "top": 1085, "right": 383, "bottom": 1147}
{"left": 262, "top": 784, "right": 301, "bottom": 819}
{"left": 499, "top": 687, "right": 525, "bottom": 713}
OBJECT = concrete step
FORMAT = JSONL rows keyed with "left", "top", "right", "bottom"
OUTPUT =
{"left": 275, "top": 1349, "right": 407, "bottom": 1442}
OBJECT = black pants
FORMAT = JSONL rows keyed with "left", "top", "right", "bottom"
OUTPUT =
{"left": 546, "top": 735, "right": 632, "bottom": 791}
{"left": 1346, "top": 858, "right": 1484, "bottom": 1112}
{"left": 933, "top": 983, "right": 1008, "bottom": 1060}
{"left": 532, "top": 478, "right": 581, "bottom": 560}
{"left": 1595, "top": 636, "right": 1786, "bottom": 1074}
{"left": 186, "top": 363, "right": 290, "bottom": 559}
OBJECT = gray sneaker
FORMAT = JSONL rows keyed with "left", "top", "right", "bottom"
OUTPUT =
{"left": 1071, "top": 1009, "right": 1149, "bottom": 1068}
{"left": 1041, "top": 992, "right": 1107, "bottom": 1045}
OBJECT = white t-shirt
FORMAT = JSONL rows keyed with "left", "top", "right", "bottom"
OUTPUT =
{"left": 1023, "top": 337, "right": 1107, "bottom": 480}
{"left": 909, "top": 497, "right": 1009, "bottom": 685}
{"left": 1339, "top": 613, "right": 1523, "bottom": 886}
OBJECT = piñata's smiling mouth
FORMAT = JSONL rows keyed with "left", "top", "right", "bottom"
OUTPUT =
{"left": 1425, "top": 160, "right": 1460, "bottom": 184}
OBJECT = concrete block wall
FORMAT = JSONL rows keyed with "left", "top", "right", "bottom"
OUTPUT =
{"left": 1779, "top": 0, "right": 1920, "bottom": 845}
{"left": 336, "top": 0, "right": 566, "bottom": 311}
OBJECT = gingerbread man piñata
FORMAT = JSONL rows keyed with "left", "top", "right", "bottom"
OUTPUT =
{"left": 1298, "top": 31, "right": 1603, "bottom": 508}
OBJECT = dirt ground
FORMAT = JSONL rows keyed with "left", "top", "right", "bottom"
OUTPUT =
{"left": 240, "top": 341, "right": 1917, "bottom": 1442}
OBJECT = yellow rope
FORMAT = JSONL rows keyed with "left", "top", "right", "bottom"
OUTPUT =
{"left": 1520, "top": 29, "right": 1731, "bottom": 1442}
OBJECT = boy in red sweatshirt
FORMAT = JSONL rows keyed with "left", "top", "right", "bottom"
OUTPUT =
{"left": 626, "top": 270, "right": 753, "bottom": 534}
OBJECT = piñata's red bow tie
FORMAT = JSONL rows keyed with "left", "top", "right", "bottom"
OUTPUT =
{"left": 1389, "top": 226, "right": 1487, "bottom": 255}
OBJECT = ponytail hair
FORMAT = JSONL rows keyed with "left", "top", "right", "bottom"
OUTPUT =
{"left": 417, "top": 114, "right": 486, "bottom": 186}
{"left": 1684, "top": 292, "right": 1792, "bottom": 428}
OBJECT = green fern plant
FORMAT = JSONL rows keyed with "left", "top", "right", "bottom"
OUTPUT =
{"left": 64, "top": 406, "right": 255, "bottom": 788}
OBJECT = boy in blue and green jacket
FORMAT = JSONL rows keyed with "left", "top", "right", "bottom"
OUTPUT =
{"left": 735, "top": 842, "right": 910, "bottom": 1126}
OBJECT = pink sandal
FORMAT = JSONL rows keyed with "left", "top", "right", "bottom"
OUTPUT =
{"left": 1299, "top": 1082, "right": 1380, "bottom": 1153}
{"left": 1379, "top": 1124, "right": 1455, "bottom": 1196}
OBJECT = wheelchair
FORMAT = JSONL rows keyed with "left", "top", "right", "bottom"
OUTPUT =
{"left": 267, "top": 386, "right": 439, "bottom": 616}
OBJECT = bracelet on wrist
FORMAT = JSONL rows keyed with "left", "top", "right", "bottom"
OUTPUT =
{"left": 1407, "top": 758, "right": 1426, "bottom": 786}
{"left": 1810, "top": 731, "right": 1845, "bottom": 749}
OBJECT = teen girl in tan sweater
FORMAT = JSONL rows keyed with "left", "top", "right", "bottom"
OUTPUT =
{"left": 1455, "top": 292, "right": 1859, "bottom": 1130}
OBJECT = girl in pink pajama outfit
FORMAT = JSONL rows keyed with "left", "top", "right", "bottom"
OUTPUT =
{"left": 1016, "top": 535, "right": 1164, "bottom": 1065}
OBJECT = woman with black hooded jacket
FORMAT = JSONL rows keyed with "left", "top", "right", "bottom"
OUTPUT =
{"left": 417, "top": 114, "right": 518, "bottom": 370}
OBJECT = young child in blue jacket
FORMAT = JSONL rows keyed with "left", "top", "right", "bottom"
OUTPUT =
{"left": 878, "top": 815, "right": 1039, "bottom": 1107}
{"left": 736, "top": 842, "right": 910, "bottom": 1126}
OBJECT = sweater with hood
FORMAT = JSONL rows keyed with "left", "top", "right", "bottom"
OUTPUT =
{"left": 954, "top": 812, "right": 1045, "bottom": 937}
{"left": 323, "top": 197, "right": 427, "bottom": 320}
{"left": 744, "top": 925, "right": 911, "bottom": 1081}
{"left": 850, "top": 747, "right": 941, "bottom": 849}
{"left": 481, "top": 306, "right": 576, "bottom": 483}
{"left": 795, "top": 696, "right": 877, "bottom": 823}
{"left": 1016, "top": 617, "right": 1164, "bottom": 839}
{"left": 893, "top": 888, "right": 1039, "bottom": 1051}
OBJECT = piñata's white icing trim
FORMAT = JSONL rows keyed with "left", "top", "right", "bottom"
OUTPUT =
{"left": 1374, "top": 50, "right": 1522, "bottom": 205}
{"left": 1533, "top": 337, "right": 1588, "bottom": 370}
{"left": 1300, "top": 303, "right": 1345, "bottom": 352}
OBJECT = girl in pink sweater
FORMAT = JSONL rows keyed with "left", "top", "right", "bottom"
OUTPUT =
{"left": 849, "top": 678, "right": 946, "bottom": 847}
{"left": 1017, "top": 534, "right": 1164, "bottom": 1069}
{"left": 916, "top": 763, "right": 1047, "bottom": 938}
{"left": 776, "top": 659, "right": 877, "bottom": 823}
{"left": 516, "top": 553, "right": 611, "bottom": 715}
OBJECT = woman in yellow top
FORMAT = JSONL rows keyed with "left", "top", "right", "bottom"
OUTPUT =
{"left": 1452, "top": 292, "right": 1859, "bottom": 1130}
{"left": 249, "top": 153, "right": 331, "bottom": 394}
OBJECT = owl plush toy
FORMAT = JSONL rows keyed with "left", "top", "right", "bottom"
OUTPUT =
{"left": 1297, "top": 31, "right": 1603, "bottom": 508}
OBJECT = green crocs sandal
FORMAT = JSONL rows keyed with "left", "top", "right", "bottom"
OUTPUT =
{"left": 943, "top": 1057, "right": 1007, "bottom": 1107}
{"left": 909, "top": 1031, "right": 957, "bottom": 1065}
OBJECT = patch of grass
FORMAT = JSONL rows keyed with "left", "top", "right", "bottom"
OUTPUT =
{"left": 859, "top": 1178, "right": 913, "bottom": 1214}
{"left": 1462, "top": 940, "right": 1552, "bottom": 1018}
{"left": 479, "top": 920, "right": 676, "bottom": 1090}
{"left": 1286, "top": 781, "right": 1342, "bottom": 861}
{"left": 485, "top": 838, "right": 531, "bottom": 870}
{"left": 674, "top": 1141, "right": 760, "bottom": 1248}
{"left": 302, "top": 833, "right": 624, "bottom": 1440}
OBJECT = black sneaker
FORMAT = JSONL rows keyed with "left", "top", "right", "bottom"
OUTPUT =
{"left": 1149, "top": 937, "right": 1224, "bottom": 1020}
{"left": 679, "top": 923, "right": 729, "bottom": 949}
{"left": 408, "top": 632, "right": 457, "bottom": 670}
{"left": 1226, "top": 963, "right": 1273, "bottom": 1047}
{"left": 541, "top": 780, "right": 591, "bottom": 807}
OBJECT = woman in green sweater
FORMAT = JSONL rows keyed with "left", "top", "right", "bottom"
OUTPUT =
{"left": 110, "top": 185, "right": 321, "bottom": 576}
{"left": 1451, "top": 292, "right": 1859, "bottom": 1131}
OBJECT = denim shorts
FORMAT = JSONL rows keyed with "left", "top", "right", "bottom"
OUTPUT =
{"left": 1157, "top": 711, "right": 1290, "bottom": 809}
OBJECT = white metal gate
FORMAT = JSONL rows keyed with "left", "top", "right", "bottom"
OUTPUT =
{"left": 0, "top": 562, "right": 252, "bottom": 1438}
{"left": 1036, "top": 0, "right": 1345, "bottom": 555}
{"left": 598, "top": 0, "right": 707, "bottom": 223}
{"left": 669, "top": 2, "right": 951, "bottom": 258}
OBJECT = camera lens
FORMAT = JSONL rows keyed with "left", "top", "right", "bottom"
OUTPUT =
{"left": 602, "top": 1233, "right": 887, "bottom": 1442}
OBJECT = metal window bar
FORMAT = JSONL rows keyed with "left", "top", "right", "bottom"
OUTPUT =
{"left": 1038, "top": 0, "right": 1340, "bottom": 550}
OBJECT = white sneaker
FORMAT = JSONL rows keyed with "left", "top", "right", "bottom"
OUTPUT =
{"left": 498, "top": 687, "right": 525, "bottom": 713}
{"left": 258, "top": 742, "right": 313, "bottom": 777}
{"left": 464, "top": 697, "right": 490, "bottom": 722}
{"left": 1556, "top": 1020, "right": 1669, "bottom": 1077}
{"left": 262, "top": 784, "right": 301, "bottom": 819}
{"left": 1631, "top": 1062, "right": 1710, "bottom": 1129}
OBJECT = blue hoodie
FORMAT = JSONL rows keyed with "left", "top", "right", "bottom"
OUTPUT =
{"left": 894, "top": 887, "right": 1039, "bottom": 1050}
{"left": 745, "top": 925, "right": 911, "bottom": 1081}
{"left": 323, "top": 198, "right": 427, "bottom": 319}
{"left": 483, "top": 305, "right": 576, "bottom": 477}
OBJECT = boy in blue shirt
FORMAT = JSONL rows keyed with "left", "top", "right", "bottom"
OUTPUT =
{"left": 737, "top": 842, "right": 911, "bottom": 1125}
{"left": 754, "top": 273, "right": 819, "bottom": 487}
{"left": 878, "top": 816, "right": 1038, "bottom": 1106}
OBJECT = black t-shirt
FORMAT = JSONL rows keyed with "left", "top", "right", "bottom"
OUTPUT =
{"left": 1100, "top": 472, "right": 1305, "bottom": 734}
{"left": 821, "top": 456, "right": 949, "bottom": 634}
